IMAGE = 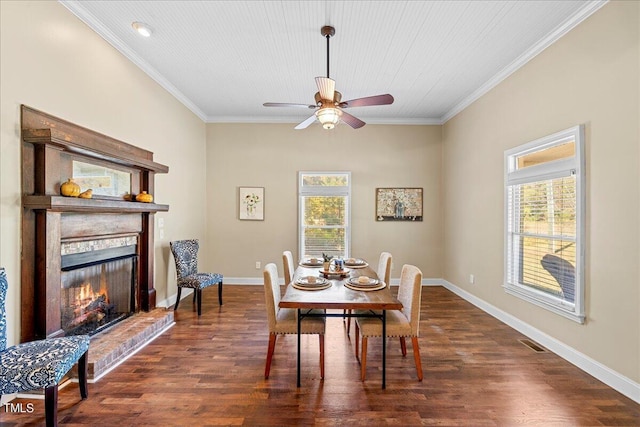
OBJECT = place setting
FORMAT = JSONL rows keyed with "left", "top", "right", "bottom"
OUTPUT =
{"left": 299, "top": 257, "right": 323, "bottom": 268}
{"left": 344, "top": 258, "right": 368, "bottom": 269}
{"left": 292, "top": 275, "right": 331, "bottom": 291}
{"left": 344, "top": 275, "right": 386, "bottom": 291}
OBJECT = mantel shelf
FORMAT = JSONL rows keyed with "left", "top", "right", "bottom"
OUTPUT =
{"left": 23, "top": 195, "right": 169, "bottom": 213}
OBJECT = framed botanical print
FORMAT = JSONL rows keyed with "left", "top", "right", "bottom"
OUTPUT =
{"left": 239, "top": 187, "right": 264, "bottom": 220}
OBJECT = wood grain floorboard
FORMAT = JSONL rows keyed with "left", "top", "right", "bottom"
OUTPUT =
{"left": 1, "top": 286, "right": 638, "bottom": 426}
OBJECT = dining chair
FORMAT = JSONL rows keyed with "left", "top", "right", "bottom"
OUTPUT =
{"left": 355, "top": 264, "right": 423, "bottom": 381}
{"left": 170, "top": 239, "right": 223, "bottom": 316}
{"left": 0, "top": 268, "right": 90, "bottom": 427}
{"left": 263, "top": 263, "right": 325, "bottom": 379}
{"left": 345, "top": 251, "right": 392, "bottom": 335}
{"left": 282, "top": 250, "right": 295, "bottom": 286}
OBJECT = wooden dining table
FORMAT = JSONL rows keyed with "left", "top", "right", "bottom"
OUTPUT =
{"left": 279, "top": 261, "right": 402, "bottom": 388}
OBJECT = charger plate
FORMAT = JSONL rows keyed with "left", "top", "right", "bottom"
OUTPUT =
{"left": 344, "top": 281, "right": 386, "bottom": 292}
{"left": 344, "top": 259, "right": 369, "bottom": 269}
{"left": 292, "top": 281, "right": 332, "bottom": 291}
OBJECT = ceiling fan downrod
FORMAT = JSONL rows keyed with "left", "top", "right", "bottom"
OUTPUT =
{"left": 321, "top": 26, "right": 335, "bottom": 79}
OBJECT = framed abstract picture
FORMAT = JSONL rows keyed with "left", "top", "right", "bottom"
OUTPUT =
{"left": 375, "top": 188, "right": 423, "bottom": 221}
{"left": 239, "top": 187, "right": 264, "bottom": 220}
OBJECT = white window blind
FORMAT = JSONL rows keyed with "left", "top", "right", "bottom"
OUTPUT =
{"left": 504, "top": 126, "right": 585, "bottom": 323}
{"left": 298, "top": 172, "right": 350, "bottom": 259}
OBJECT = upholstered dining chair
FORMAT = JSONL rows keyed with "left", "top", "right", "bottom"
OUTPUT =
{"left": 345, "top": 251, "right": 393, "bottom": 335}
{"left": 282, "top": 250, "right": 295, "bottom": 286}
{"left": 355, "top": 264, "right": 423, "bottom": 381}
{"left": 170, "top": 239, "right": 223, "bottom": 316}
{"left": 263, "top": 263, "right": 325, "bottom": 379}
{"left": 0, "top": 268, "right": 90, "bottom": 427}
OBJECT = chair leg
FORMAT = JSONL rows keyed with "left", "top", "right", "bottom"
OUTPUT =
{"left": 218, "top": 280, "right": 223, "bottom": 305}
{"left": 354, "top": 322, "right": 360, "bottom": 360}
{"left": 319, "top": 334, "right": 325, "bottom": 379}
{"left": 360, "top": 336, "right": 368, "bottom": 381}
{"left": 196, "top": 289, "right": 202, "bottom": 316}
{"left": 44, "top": 385, "right": 58, "bottom": 427}
{"left": 412, "top": 337, "right": 423, "bottom": 381}
{"left": 193, "top": 290, "right": 197, "bottom": 303}
{"left": 265, "top": 334, "right": 277, "bottom": 379}
{"left": 346, "top": 309, "right": 352, "bottom": 335}
{"left": 78, "top": 351, "right": 89, "bottom": 399}
{"left": 174, "top": 287, "right": 183, "bottom": 311}
{"left": 400, "top": 337, "right": 407, "bottom": 356}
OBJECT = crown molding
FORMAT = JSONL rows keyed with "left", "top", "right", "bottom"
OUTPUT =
{"left": 59, "top": 0, "right": 208, "bottom": 122}
{"left": 441, "top": 0, "right": 609, "bottom": 124}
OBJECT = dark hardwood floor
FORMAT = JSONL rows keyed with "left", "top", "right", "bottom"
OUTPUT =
{"left": 1, "top": 286, "right": 638, "bottom": 426}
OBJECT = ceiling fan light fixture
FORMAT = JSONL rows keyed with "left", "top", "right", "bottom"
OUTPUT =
{"left": 132, "top": 21, "right": 153, "bottom": 37}
{"left": 315, "top": 107, "right": 341, "bottom": 130}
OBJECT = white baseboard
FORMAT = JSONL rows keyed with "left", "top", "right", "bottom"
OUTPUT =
{"left": 440, "top": 279, "right": 640, "bottom": 404}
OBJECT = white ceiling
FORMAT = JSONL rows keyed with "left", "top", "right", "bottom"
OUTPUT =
{"left": 60, "top": 0, "right": 606, "bottom": 127}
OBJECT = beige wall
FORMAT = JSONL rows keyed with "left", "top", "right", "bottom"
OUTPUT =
{"left": 0, "top": 1, "right": 208, "bottom": 346}
{"left": 205, "top": 123, "right": 443, "bottom": 282}
{"left": 0, "top": 0, "right": 636, "bottom": 394}
{"left": 442, "top": 1, "right": 639, "bottom": 382}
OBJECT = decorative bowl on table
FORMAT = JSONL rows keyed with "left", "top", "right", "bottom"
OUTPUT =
{"left": 319, "top": 267, "right": 350, "bottom": 277}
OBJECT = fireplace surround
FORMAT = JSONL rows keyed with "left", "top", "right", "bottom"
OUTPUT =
{"left": 20, "top": 105, "right": 169, "bottom": 342}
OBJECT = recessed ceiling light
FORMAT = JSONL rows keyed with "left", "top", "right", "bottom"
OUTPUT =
{"left": 132, "top": 21, "right": 153, "bottom": 37}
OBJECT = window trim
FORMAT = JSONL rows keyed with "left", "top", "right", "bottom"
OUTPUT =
{"left": 503, "top": 125, "right": 586, "bottom": 323}
{"left": 298, "top": 171, "right": 351, "bottom": 259}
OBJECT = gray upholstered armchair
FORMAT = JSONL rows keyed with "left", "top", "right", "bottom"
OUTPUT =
{"left": 170, "top": 239, "right": 223, "bottom": 316}
{"left": 0, "top": 268, "right": 90, "bottom": 427}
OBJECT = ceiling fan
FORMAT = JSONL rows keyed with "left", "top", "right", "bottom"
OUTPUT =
{"left": 263, "top": 26, "right": 394, "bottom": 130}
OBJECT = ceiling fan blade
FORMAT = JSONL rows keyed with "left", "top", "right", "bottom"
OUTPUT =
{"left": 339, "top": 94, "right": 394, "bottom": 108}
{"left": 315, "top": 77, "right": 335, "bottom": 102}
{"left": 294, "top": 115, "right": 317, "bottom": 130}
{"left": 340, "top": 110, "right": 366, "bottom": 129}
{"left": 264, "top": 102, "right": 316, "bottom": 109}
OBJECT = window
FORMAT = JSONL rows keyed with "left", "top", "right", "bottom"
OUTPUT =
{"left": 504, "top": 125, "right": 585, "bottom": 323}
{"left": 298, "top": 172, "right": 351, "bottom": 259}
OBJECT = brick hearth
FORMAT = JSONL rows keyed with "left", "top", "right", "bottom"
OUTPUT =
{"left": 81, "top": 309, "right": 174, "bottom": 381}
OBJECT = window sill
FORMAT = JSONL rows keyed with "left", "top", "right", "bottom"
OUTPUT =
{"left": 504, "top": 283, "right": 585, "bottom": 324}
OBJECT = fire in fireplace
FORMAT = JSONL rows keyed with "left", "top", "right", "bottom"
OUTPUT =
{"left": 61, "top": 237, "right": 138, "bottom": 336}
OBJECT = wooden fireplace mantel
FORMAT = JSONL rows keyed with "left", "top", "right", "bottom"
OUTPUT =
{"left": 23, "top": 195, "right": 169, "bottom": 213}
{"left": 20, "top": 105, "right": 169, "bottom": 341}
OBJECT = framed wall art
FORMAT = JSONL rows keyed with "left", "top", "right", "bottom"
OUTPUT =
{"left": 239, "top": 187, "right": 264, "bottom": 220}
{"left": 375, "top": 188, "right": 423, "bottom": 221}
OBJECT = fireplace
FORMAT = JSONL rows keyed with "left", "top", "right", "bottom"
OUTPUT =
{"left": 61, "top": 237, "right": 138, "bottom": 336}
{"left": 20, "top": 105, "right": 169, "bottom": 342}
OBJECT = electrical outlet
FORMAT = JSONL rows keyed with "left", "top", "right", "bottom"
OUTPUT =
{"left": 469, "top": 274, "right": 475, "bottom": 284}
{"left": 157, "top": 218, "right": 164, "bottom": 228}
{"left": 159, "top": 230, "right": 165, "bottom": 239}
{"left": 255, "top": 261, "right": 261, "bottom": 269}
